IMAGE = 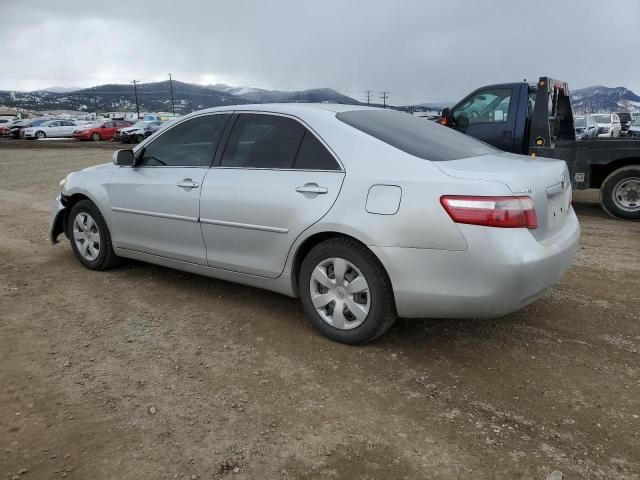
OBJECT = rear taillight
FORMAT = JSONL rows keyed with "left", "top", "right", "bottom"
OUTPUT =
{"left": 440, "top": 195, "right": 538, "bottom": 229}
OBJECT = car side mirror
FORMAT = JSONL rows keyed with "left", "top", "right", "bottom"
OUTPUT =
{"left": 439, "top": 107, "right": 451, "bottom": 126}
{"left": 113, "top": 149, "right": 135, "bottom": 166}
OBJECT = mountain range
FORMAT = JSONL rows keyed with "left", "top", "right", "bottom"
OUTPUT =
{"left": 1, "top": 80, "right": 638, "bottom": 115}
{"left": 570, "top": 85, "right": 640, "bottom": 113}
{"left": 0, "top": 80, "right": 360, "bottom": 113}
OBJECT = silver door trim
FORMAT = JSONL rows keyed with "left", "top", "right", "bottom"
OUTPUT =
{"left": 200, "top": 217, "right": 289, "bottom": 234}
{"left": 111, "top": 206, "right": 197, "bottom": 223}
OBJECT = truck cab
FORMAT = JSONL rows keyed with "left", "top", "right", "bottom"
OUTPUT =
{"left": 443, "top": 82, "right": 535, "bottom": 154}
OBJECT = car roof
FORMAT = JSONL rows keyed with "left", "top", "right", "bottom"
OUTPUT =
{"left": 195, "top": 103, "right": 374, "bottom": 116}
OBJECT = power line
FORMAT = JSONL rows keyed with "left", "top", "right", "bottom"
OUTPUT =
{"left": 364, "top": 90, "right": 372, "bottom": 106}
{"left": 168, "top": 73, "right": 175, "bottom": 114}
{"left": 380, "top": 91, "right": 389, "bottom": 108}
{"left": 131, "top": 80, "right": 140, "bottom": 119}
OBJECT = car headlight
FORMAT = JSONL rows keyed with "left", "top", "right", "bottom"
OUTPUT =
{"left": 59, "top": 177, "right": 67, "bottom": 190}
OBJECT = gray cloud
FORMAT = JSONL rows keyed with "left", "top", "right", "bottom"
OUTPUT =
{"left": 2, "top": 0, "right": 639, "bottom": 104}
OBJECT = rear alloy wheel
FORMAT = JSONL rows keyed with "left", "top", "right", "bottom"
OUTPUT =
{"left": 601, "top": 166, "right": 640, "bottom": 220}
{"left": 68, "top": 200, "right": 120, "bottom": 270}
{"left": 299, "top": 238, "right": 396, "bottom": 344}
{"left": 35, "top": 131, "right": 46, "bottom": 139}
{"left": 91, "top": 132, "right": 101, "bottom": 141}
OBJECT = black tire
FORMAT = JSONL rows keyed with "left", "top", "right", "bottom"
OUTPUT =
{"left": 91, "top": 132, "right": 101, "bottom": 141}
{"left": 68, "top": 200, "right": 120, "bottom": 270}
{"left": 298, "top": 237, "right": 397, "bottom": 344}
{"left": 600, "top": 165, "right": 640, "bottom": 220}
{"left": 135, "top": 134, "right": 145, "bottom": 143}
{"left": 35, "top": 131, "right": 46, "bottom": 139}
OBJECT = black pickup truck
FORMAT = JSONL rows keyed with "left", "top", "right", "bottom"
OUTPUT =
{"left": 440, "top": 77, "right": 640, "bottom": 220}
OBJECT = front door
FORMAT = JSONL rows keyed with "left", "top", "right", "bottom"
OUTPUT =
{"left": 451, "top": 87, "right": 516, "bottom": 152}
{"left": 200, "top": 113, "right": 345, "bottom": 278}
{"left": 108, "top": 113, "right": 232, "bottom": 264}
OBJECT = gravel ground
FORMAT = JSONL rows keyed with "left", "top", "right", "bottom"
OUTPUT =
{"left": 1, "top": 140, "right": 639, "bottom": 480}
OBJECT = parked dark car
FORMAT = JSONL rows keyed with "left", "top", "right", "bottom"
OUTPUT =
{"left": 114, "top": 120, "right": 162, "bottom": 143}
{"left": 617, "top": 112, "right": 633, "bottom": 135}
{"left": 2, "top": 120, "right": 31, "bottom": 139}
{"left": 0, "top": 118, "right": 19, "bottom": 135}
{"left": 574, "top": 114, "right": 599, "bottom": 140}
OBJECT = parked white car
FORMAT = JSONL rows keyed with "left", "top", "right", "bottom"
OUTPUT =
{"left": 23, "top": 120, "right": 79, "bottom": 139}
{"left": 592, "top": 113, "right": 622, "bottom": 138}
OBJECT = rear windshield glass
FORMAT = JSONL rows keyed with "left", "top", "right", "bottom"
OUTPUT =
{"left": 574, "top": 117, "right": 585, "bottom": 128}
{"left": 593, "top": 114, "right": 611, "bottom": 124}
{"left": 336, "top": 110, "right": 496, "bottom": 161}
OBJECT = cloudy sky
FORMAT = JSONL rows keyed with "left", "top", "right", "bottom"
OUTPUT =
{"left": 2, "top": 0, "right": 639, "bottom": 105}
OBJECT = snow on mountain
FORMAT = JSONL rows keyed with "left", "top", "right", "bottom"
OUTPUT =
{"left": 571, "top": 85, "right": 640, "bottom": 113}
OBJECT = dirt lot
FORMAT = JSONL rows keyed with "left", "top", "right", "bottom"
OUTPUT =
{"left": 1, "top": 140, "right": 639, "bottom": 480}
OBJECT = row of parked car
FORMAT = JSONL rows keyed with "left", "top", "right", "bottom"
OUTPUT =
{"left": 574, "top": 112, "right": 639, "bottom": 140}
{"left": 0, "top": 117, "right": 169, "bottom": 143}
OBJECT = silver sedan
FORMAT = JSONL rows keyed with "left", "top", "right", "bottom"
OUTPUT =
{"left": 50, "top": 104, "right": 580, "bottom": 344}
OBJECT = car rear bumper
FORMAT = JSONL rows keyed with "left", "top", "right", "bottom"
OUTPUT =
{"left": 372, "top": 209, "right": 580, "bottom": 319}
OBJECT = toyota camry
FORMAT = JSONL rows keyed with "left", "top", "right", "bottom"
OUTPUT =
{"left": 50, "top": 104, "right": 580, "bottom": 344}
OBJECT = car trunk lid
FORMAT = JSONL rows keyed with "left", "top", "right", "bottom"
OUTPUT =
{"left": 435, "top": 152, "right": 572, "bottom": 241}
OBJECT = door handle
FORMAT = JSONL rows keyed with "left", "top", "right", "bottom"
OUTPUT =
{"left": 295, "top": 183, "right": 328, "bottom": 195}
{"left": 177, "top": 178, "right": 199, "bottom": 189}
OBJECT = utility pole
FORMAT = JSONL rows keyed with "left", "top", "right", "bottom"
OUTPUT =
{"left": 168, "top": 73, "right": 175, "bottom": 114}
{"left": 364, "top": 90, "right": 372, "bottom": 106}
{"left": 132, "top": 80, "right": 140, "bottom": 119}
{"left": 380, "top": 91, "right": 389, "bottom": 108}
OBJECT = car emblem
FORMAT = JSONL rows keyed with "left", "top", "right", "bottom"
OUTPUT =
{"left": 560, "top": 173, "right": 566, "bottom": 190}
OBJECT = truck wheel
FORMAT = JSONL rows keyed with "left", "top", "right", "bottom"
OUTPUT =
{"left": 600, "top": 166, "right": 640, "bottom": 220}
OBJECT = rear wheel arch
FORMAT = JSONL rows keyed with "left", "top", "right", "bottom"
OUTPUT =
{"left": 291, "top": 231, "right": 392, "bottom": 297}
{"left": 589, "top": 158, "right": 640, "bottom": 189}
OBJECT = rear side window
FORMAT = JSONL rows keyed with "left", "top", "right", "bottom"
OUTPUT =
{"left": 294, "top": 132, "right": 340, "bottom": 170}
{"left": 221, "top": 114, "right": 306, "bottom": 169}
{"left": 140, "top": 114, "right": 230, "bottom": 167}
{"left": 336, "top": 110, "right": 496, "bottom": 161}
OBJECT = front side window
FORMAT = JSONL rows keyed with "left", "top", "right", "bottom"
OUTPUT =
{"left": 221, "top": 114, "right": 306, "bottom": 169}
{"left": 139, "top": 114, "right": 230, "bottom": 167}
{"left": 453, "top": 88, "right": 512, "bottom": 125}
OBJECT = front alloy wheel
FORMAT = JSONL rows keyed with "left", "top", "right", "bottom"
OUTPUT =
{"left": 73, "top": 212, "right": 101, "bottom": 261}
{"left": 68, "top": 200, "right": 120, "bottom": 270}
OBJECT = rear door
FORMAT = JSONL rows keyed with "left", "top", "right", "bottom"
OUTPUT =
{"left": 199, "top": 113, "right": 345, "bottom": 278}
{"left": 46, "top": 121, "right": 62, "bottom": 137}
{"left": 109, "top": 113, "right": 231, "bottom": 264}
{"left": 451, "top": 87, "right": 518, "bottom": 152}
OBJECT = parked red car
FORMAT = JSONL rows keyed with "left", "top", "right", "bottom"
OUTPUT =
{"left": 73, "top": 120, "right": 132, "bottom": 141}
